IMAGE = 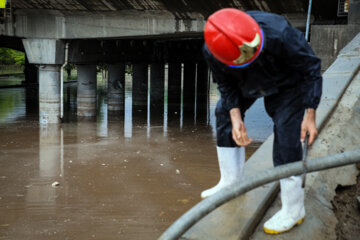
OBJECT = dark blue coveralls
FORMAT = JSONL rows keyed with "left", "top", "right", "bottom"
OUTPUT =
{"left": 203, "top": 11, "right": 323, "bottom": 167}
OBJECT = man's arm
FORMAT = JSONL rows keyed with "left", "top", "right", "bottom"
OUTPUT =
{"left": 230, "top": 108, "right": 252, "bottom": 146}
{"left": 301, "top": 108, "right": 317, "bottom": 145}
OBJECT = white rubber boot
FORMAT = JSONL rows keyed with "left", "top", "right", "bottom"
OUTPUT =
{"left": 263, "top": 176, "right": 305, "bottom": 234}
{"left": 201, "top": 146, "right": 245, "bottom": 199}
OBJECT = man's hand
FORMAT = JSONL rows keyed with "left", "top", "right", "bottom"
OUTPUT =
{"left": 301, "top": 108, "right": 318, "bottom": 145}
{"left": 230, "top": 108, "right": 252, "bottom": 146}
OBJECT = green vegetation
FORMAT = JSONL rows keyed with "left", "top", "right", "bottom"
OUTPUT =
{"left": 0, "top": 48, "right": 25, "bottom": 66}
{"left": 0, "top": 48, "right": 25, "bottom": 75}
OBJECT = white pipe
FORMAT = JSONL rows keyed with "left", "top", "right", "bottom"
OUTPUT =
{"left": 60, "top": 42, "right": 69, "bottom": 120}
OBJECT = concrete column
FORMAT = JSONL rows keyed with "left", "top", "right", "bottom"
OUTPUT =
{"left": 108, "top": 63, "right": 125, "bottom": 112}
{"left": 22, "top": 38, "right": 65, "bottom": 124}
{"left": 196, "top": 61, "right": 209, "bottom": 124}
{"left": 77, "top": 64, "right": 97, "bottom": 117}
{"left": 183, "top": 61, "right": 196, "bottom": 121}
{"left": 38, "top": 65, "right": 61, "bottom": 124}
{"left": 150, "top": 62, "right": 164, "bottom": 125}
{"left": 132, "top": 63, "right": 148, "bottom": 120}
{"left": 167, "top": 62, "right": 182, "bottom": 121}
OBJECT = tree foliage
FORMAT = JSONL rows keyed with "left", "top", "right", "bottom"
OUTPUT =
{"left": 0, "top": 48, "right": 25, "bottom": 66}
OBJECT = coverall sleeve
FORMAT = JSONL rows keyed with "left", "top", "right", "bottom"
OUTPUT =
{"left": 281, "top": 26, "right": 323, "bottom": 109}
{"left": 203, "top": 45, "right": 241, "bottom": 112}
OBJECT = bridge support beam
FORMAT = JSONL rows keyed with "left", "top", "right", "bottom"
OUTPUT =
{"left": 77, "top": 64, "right": 97, "bottom": 117}
{"left": 167, "top": 62, "right": 182, "bottom": 122}
{"left": 132, "top": 63, "right": 148, "bottom": 120}
{"left": 108, "top": 63, "right": 125, "bottom": 112}
{"left": 150, "top": 62, "right": 164, "bottom": 125}
{"left": 22, "top": 38, "right": 65, "bottom": 124}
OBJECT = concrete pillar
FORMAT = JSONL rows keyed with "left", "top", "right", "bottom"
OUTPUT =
{"left": 77, "top": 64, "right": 97, "bottom": 117}
{"left": 132, "top": 63, "right": 148, "bottom": 120}
{"left": 150, "top": 62, "right": 164, "bottom": 125}
{"left": 196, "top": 61, "right": 209, "bottom": 124}
{"left": 183, "top": 61, "right": 196, "bottom": 121}
{"left": 108, "top": 63, "right": 125, "bottom": 112}
{"left": 22, "top": 39, "right": 65, "bottom": 124}
{"left": 167, "top": 62, "right": 182, "bottom": 122}
{"left": 38, "top": 65, "right": 61, "bottom": 124}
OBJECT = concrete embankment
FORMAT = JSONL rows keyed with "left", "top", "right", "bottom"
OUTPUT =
{"left": 181, "top": 33, "right": 360, "bottom": 240}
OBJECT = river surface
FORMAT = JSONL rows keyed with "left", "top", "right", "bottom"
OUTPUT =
{"left": 0, "top": 73, "right": 273, "bottom": 239}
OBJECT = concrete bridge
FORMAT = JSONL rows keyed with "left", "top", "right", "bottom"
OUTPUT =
{"left": 0, "top": 0, "right": 359, "bottom": 124}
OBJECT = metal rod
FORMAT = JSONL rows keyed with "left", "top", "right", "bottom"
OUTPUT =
{"left": 305, "top": 0, "right": 313, "bottom": 41}
{"left": 60, "top": 42, "right": 69, "bottom": 120}
{"left": 158, "top": 150, "right": 360, "bottom": 240}
{"left": 302, "top": 133, "right": 309, "bottom": 188}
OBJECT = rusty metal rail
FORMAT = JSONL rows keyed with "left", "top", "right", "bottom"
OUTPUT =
{"left": 158, "top": 150, "right": 360, "bottom": 240}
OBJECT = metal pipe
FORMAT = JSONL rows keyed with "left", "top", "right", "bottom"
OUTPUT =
{"left": 158, "top": 150, "right": 360, "bottom": 240}
{"left": 60, "top": 42, "right": 69, "bottom": 120}
{"left": 305, "top": 0, "right": 313, "bottom": 41}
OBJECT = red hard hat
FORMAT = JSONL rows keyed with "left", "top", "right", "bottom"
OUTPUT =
{"left": 204, "top": 8, "right": 264, "bottom": 67}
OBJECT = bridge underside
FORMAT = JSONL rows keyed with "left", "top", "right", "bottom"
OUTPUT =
{"left": 11, "top": 0, "right": 340, "bottom": 21}
{"left": 1, "top": 0, "right": 345, "bottom": 40}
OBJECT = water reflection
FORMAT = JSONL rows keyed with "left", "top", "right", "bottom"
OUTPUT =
{"left": 26, "top": 125, "right": 62, "bottom": 212}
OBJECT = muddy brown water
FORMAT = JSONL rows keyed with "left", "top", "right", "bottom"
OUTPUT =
{"left": 0, "top": 75, "right": 272, "bottom": 239}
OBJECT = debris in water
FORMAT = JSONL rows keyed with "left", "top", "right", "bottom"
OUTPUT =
{"left": 176, "top": 169, "right": 180, "bottom": 174}
{"left": 160, "top": 163, "right": 164, "bottom": 166}
{"left": 52, "top": 181, "right": 60, "bottom": 188}
{"left": 177, "top": 198, "right": 190, "bottom": 204}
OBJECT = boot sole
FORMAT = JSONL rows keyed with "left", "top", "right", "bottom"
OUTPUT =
{"left": 263, "top": 217, "right": 304, "bottom": 235}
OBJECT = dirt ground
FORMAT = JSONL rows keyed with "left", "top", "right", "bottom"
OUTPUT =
{"left": 333, "top": 174, "right": 360, "bottom": 240}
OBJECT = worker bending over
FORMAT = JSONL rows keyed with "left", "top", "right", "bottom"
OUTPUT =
{"left": 202, "top": 8, "right": 322, "bottom": 234}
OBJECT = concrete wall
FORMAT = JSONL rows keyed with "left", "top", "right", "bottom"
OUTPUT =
{"left": 310, "top": 25, "right": 360, "bottom": 71}
{"left": 310, "top": 0, "right": 360, "bottom": 71}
